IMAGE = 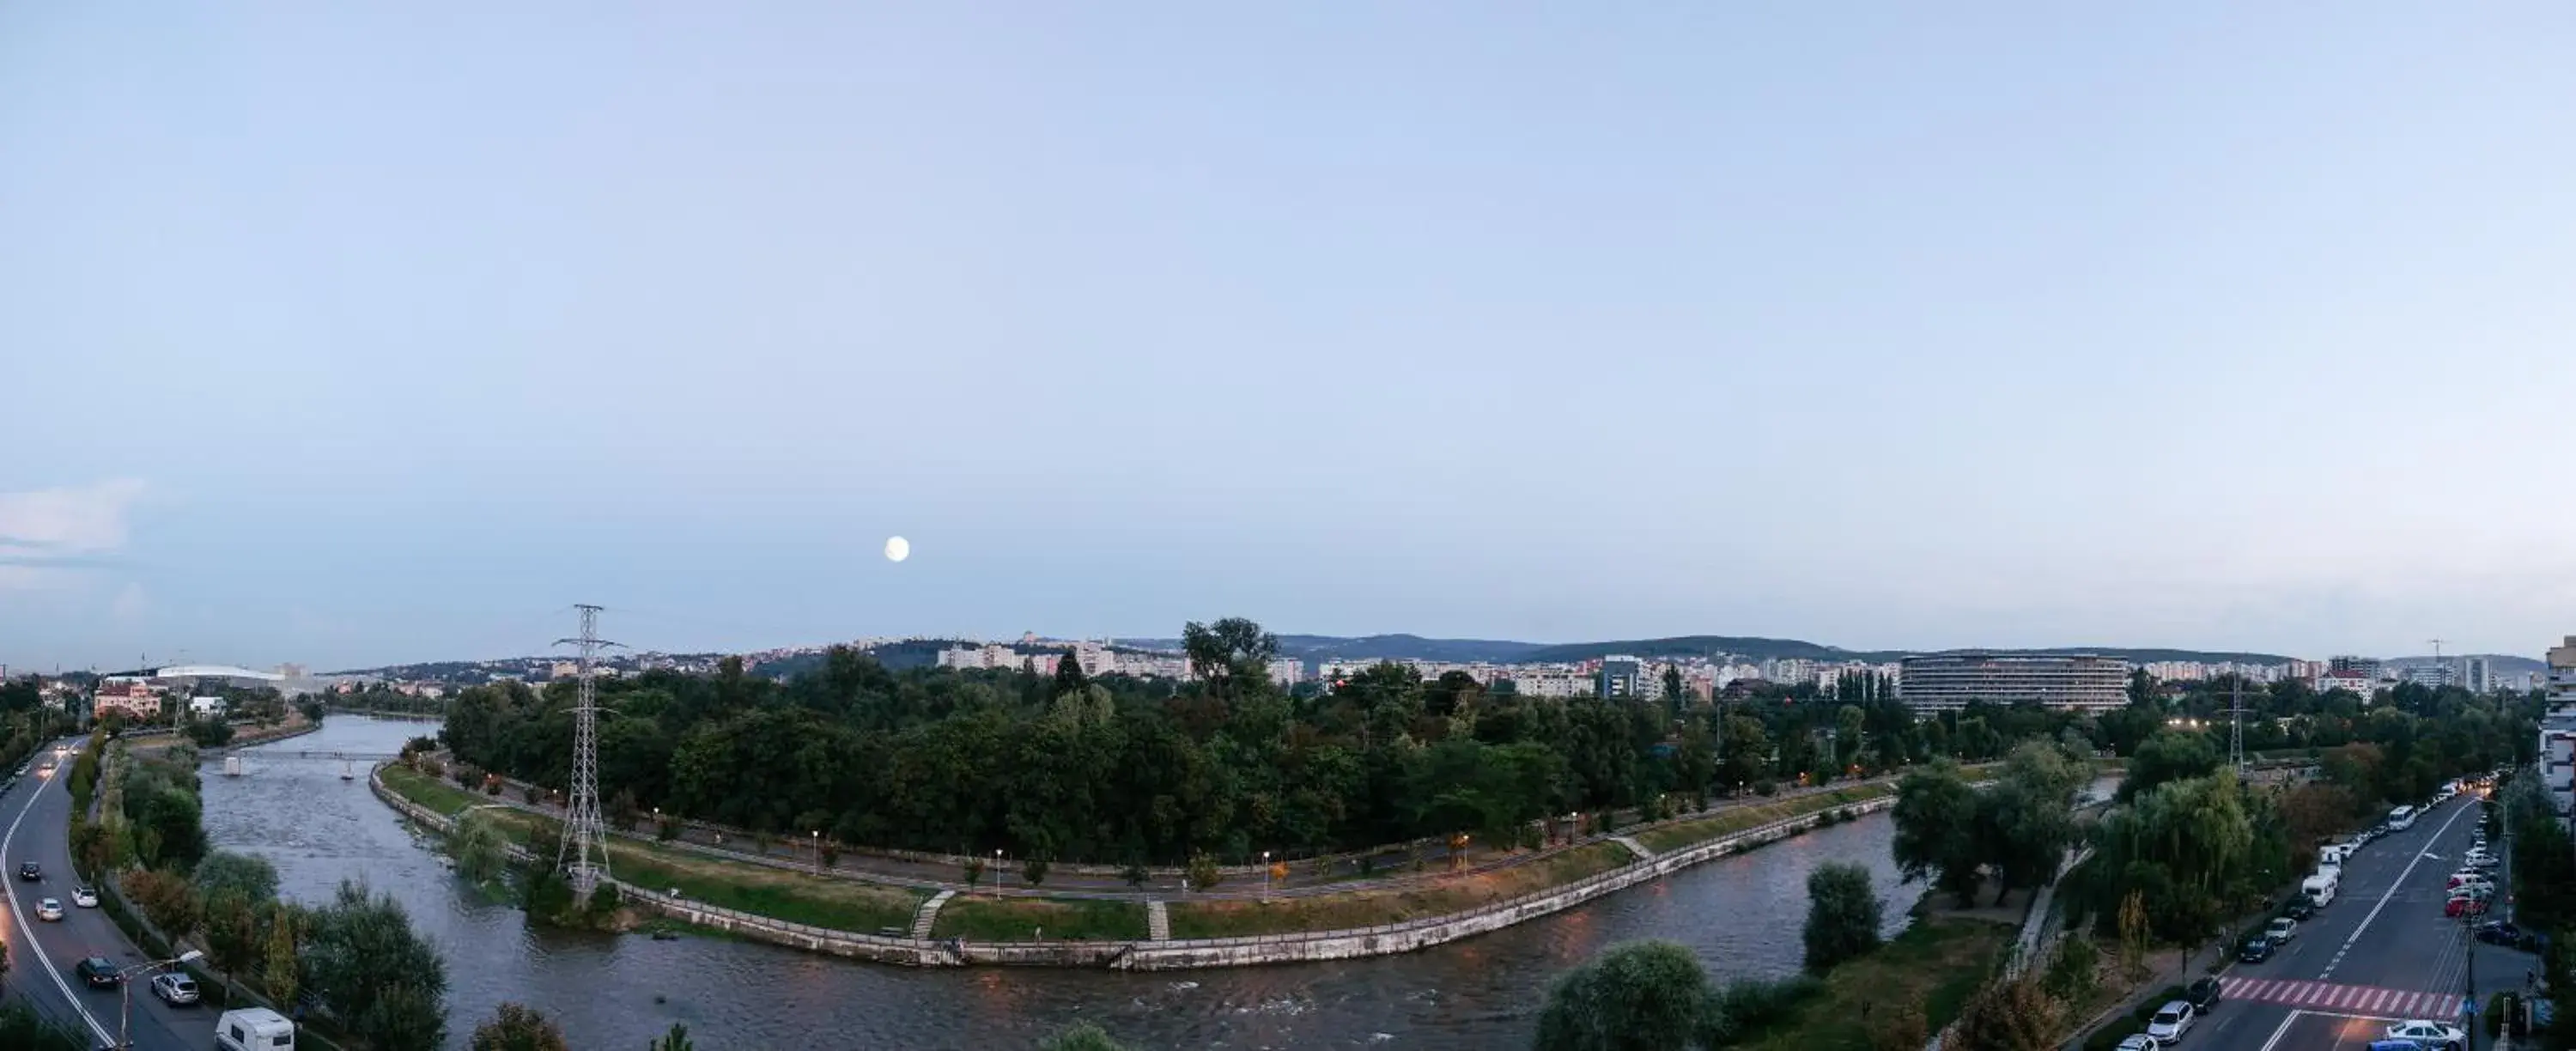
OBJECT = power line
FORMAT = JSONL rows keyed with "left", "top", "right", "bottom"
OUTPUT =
{"left": 555, "top": 604, "right": 614, "bottom": 902}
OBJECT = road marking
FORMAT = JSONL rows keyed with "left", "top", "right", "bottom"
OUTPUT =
{"left": 2320, "top": 799, "right": 2475, "bottom": 981}
{"left": 2257, "top": 1009, "right": 2303, "bottom": 1051}
{"left": 1, "top": 738, "right": 115, "bottom": 1048}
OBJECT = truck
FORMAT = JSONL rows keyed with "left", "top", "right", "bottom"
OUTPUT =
{"left": 2303, "top": 871, "right": 2340, "bottom": 908}
{"left": 216, "top": 1007, "right": 295, "bottom": 1051}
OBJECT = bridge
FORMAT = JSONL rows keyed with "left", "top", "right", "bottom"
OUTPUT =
{"left": 210, "top": 750, "right": 402, "bottom": 762}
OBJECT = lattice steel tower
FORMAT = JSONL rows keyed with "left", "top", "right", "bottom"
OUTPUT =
{"left": 556, "top": 604, "right": 614, "bottom": 901}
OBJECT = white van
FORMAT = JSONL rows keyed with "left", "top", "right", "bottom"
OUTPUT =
{"left": 2318, "top": 844, "right": 2350, "bottom": 867}
{"left": 2385, "top": 805, "right": 2417, "bottom": 832}
{"left": 2302, "top": 872, "right": 2339, "bottom": 908}
{"left": 216, "top": 1007, "right": 295, "bottom": 1051}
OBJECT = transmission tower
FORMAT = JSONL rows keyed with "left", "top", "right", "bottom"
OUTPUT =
{"left": 556, "top": 604, "right": 615, "bottom": 902}
{"left": 2228, "top": 677, "right": 2247, "bottom": 772}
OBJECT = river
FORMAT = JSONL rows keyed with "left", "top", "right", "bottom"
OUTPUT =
{"left": 201, "top": 717, "right": 1924, "bottom": 1050}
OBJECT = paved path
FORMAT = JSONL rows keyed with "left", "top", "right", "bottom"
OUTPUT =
{"left": 910, "top": 890, "right": 953, "bottom": 939}
{"left": 1609, "top": 835, "right": 1653, "bottom": 860}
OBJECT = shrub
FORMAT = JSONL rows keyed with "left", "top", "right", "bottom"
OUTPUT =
{"left": 1698, "top": 975, "right": 1822, "bottom": 1046}
{"left": 1755, "top": 781, "right": 1779, "bottom": 797}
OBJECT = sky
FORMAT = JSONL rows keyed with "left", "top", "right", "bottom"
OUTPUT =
{"left": 5, "top": 5, "right": 2576, "bottom": 671}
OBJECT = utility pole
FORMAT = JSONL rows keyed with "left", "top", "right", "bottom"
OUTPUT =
{"left": 556, "top": 604, "right": 614, "bottom": 902}
{"left": 2229, "top": 677, "right": 2247, "bottom": 774}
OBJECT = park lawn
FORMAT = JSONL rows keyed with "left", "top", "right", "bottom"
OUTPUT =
{"left": 1741, "top": 916, "right": 2015, "bottom": 1051}
{"left": 1632, "top": 785, "right": 1893, "bottom": 855}
{"left": 379, "top": 769, "right": 925, "bottom": 934}
{"left": 931, "top": 896, "right": 1149, "bottom": 941}
{"left": 1166, "top": 841, "right": 1633, "bottom": 939}
{"left": 380, "top": 763, "right": 483, "bottom": 817}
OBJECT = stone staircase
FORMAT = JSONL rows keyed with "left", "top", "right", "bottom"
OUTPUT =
{"left": 912, "top": 890, "right": 954, "bottom": 939}
{"left": 1610, "top": 835, "right": 1654, "bottom": 861}
{"left": 1146, "top": 899, "right": 1170, "bottom": 941}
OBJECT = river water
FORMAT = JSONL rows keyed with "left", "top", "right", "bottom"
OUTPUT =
{"left": 201, "top": 717, "right": 1922, "bottom": 1050}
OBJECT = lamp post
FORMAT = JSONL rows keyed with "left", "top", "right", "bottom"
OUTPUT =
{"left": 993, "top": 849, "right": 1003, "bottom": 897}
{"left": 1261, "top": 850, "right": 1272, "bottom": 902}
{"left": 812, "top": 829, "right": 823, "bottom": 873}
{"left": 120, "top": 950, "right": 203, "bottom": 1049}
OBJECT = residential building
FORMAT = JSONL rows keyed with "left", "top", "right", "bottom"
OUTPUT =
{"left": 93, "top": 681, "right": 161, "bottom": 722}
{"left": 2543, "top": 637, "right": 2576, "bottom": 819}
{"left": 1510, "top": 672, "right": 1593, "bottom": 698}
{"left": 1897, "top": 652, "right": 2127, "bottom": 714}
{"left": 189, "top": 696, "right": 227, "bottom": 718}
{"left": 1071, "top": 641, "right": 1117, "bottom": 679}
{"left": 2328, "top": 655, "right": 2383, "bottom": 682}
{"left": 2316, "top": 671, "right": 2378, "bottom": 702}
{"left": 2406, "top": 661, "right": 2459, "bottom": 689}
{"left": 1265, "top": 658, "right": 1303, "bottom": 688}
{"left": 2464, "top": 655, "right": 2494, "bottom": 694}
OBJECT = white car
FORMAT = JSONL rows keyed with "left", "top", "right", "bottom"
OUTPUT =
{"left": 2386, "top": 1019, "right": 2466, "bottom": 1049}
{"left": 149, "top": 971, "right": 199, "bottom": 1005}
{"left": 71, "top": 886, "right": 96, "bottom": 908}
{"left": 33, "top": 897, "right": 62, "bottom": 921}
{"left": 2264, "top": 917, "right": 2299, "bottom": 943}
{"left": 2146, "top": 1001, "right": 2196, "bottom": 1045}
{"left": 2116, "top": 1036, "right": 2157, "bottom": 1051}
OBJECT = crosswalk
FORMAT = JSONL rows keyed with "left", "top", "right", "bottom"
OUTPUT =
{"left": 2219, "top": 976, "right": 2462, "bottom": 1018}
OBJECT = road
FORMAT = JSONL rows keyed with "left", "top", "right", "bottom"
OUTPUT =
{"left": 0, "top": 737, "right": 207, "bottom": 1051}
{"left": 2172, "top": 790, "right": 2530, "bottom": 1051}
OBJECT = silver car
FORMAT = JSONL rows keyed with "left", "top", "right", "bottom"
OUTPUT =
{"left": 2146, "top": 1001, "right": 2195, "bottom": 1045}
{"left": 149, "top": 972, "right": 200, "bottom": 1005}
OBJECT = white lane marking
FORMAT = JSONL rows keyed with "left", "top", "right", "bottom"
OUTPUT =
{"left": 2320, "top": 799, "right": 2476, "bottom": 981}
{"left": 2257, "top": 1009, "right": 2303, "bottom": 1051}
{"left": 0, "top": 738, "right": 114, "bottom": 1047}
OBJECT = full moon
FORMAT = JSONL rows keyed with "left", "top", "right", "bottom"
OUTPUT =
{"left": 884, "top": 536, "right": 910, "bottom": 562}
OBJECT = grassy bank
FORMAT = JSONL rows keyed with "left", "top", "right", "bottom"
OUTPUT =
{"left": 1633, "top": 785, "right": 1893, "bottom": 854}
{"left": 1739, "top": 916, "right": 2015, "bottom": 1051}
{"left": 931, "top": 896, "right": 1149, "bottom": 942}
{"left": 379, "top": 767, "right": 924, "bottom": 934}
{"left": 1167, "top": 841, "right": 1633, "bottom": 939}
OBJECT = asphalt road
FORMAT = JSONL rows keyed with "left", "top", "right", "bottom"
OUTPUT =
{"left": 2174, "top": 790, "right": 2530, "bottom": 1051}
{"left": 0, "top": 737, "right": 207, "bottom": 1051}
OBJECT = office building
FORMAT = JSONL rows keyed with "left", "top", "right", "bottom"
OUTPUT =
{"left": 1897, "top": 652, "right": 2128, "bottom": 713}
{"left": 1597, "top": 655, "right": 1646, "bottom": 700}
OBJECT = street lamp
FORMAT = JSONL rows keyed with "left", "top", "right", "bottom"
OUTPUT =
{"left": 120, "top": 950, "right": 203, "bottom": 1049}
{"left": 993, "top": 849, "right": 1003, "bottom": 897}
{"left": 1261, "top": 850, "right": 1272, "bottom": 902}
{"left": 812, "top": 829, "right": 822, "bottom": 873}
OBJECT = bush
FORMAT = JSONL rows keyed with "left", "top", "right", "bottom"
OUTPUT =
{"left": 1536, "top": 941, "right": 1711, "bottom": 1051}
{"left": 1801, "top": 862, "right": 1883, "bottom": 974}
{"left": 1755, "top": 781, "right": 1779, "bottom": 798}
{"left": 1698, "top": 975, "right": 1822, "bottom": 1046}
{"left": 1040, "top": 1022, "right": 1130, "bottom": 1051}
{"left": 469, "top": 1002, "right": 568, "bottom": 1051}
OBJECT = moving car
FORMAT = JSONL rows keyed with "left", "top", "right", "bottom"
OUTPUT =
{"left": 72, "top": 886, "right": 97, "bottom": 908}
{"left": 2146, "top": 1001, "right": 2196, "bottom": 1045}
{"left": 2239, "top": 935, "right": 2276, "bottom": 963}
{"left": 2385, "top": 1019, "right": 2466, "bottom": 1050}
{"left": 74, "top": 957, "right": 119, "bottom": 987}
{"left": 150, "top": 972, "right": 200, "bottom": 1005}
{"left": 16, "top": 861, "right": 39, "bottom": 881}
{"left": 2185, "top": 976, "right": 2222, "bottom": 1012}
{"left": 2265, "top": 917, "right": 2299, "bottom": 943}
{"left": 2476, "top": 920, "right": 2537, "bottom": 950}
{"left": 34, "top": 897, "right": 62, "bottom": 920}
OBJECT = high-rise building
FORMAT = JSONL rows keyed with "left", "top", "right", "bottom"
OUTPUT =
{"left": 2407, "top": 662, "right": 2459, "bottom": 689}
{"left": 2543, "top": 638, "right": 2576, "bottom": 820}
{"left": 2328, "top": 655, "right": 2383, "bottom": 681}
{"left": 1597, "top": 655, "right": 1645, "bottom": 700}
{"left": 1897, "top": 653, "right": 2128, "bottom": 713}
{"left": 2464, "top": 655, "right": 2494, "bottom": 694}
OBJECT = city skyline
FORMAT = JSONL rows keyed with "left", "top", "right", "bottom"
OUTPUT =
{"left": 9, "top": 5, "right": 2576, "bottom": 669}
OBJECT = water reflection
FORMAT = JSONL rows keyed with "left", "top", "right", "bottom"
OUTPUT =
{"left": 203, "top": 719, "right": 1920, "bottom": 1049}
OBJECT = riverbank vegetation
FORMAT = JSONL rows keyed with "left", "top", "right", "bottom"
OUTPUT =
{"left": 436, "top": 617, "right": 2063, "bottom": 869}
{"left": 931, "top": 896, "right": 1146, "bottom": 942}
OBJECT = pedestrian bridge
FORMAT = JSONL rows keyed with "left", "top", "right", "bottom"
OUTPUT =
{"left": 225, "top": 750, "right": 403, "bottom": 762}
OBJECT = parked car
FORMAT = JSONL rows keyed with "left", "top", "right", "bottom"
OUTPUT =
{"left": 149, "top": 972, "right": 200, "bottom": 1005}
{"left": 34, "top": 897, "right": 62, "bottom": 921}
{"left": 2186, "top": 976, "right": 2222, "bottom": 1012}
{"left": 2116, "top": 1036, "right": 2158, "bottom": 1051}
{"left": 2265, "top": 917, "right": 2300, "bottom": 943}
{"left": 2146, "top": 1001, "right": 2196, "bottom": 1045}
{"left": 2240, "top": 935, "right": 2276, "bottom": 963}
{"left": 2446, "top": 895, "right": 2490, "bottom": 918}
{"left": 71, "top": 886, "right": 96, "bottom": 908}
{"left": 2385, "top": 1019, "right": 2465, "bottom": 1050}
{"left": 74, "top": 957, "right": 119, "bottom": 987}
{"left": 2476, "top": 920, "right": 2537, "bottom": 950}
{"left": 2283, "top": 897, "right": 2316, "bottom": 920}
{"left": 2369, "top": 1042, "right": 2429, "bottom": 1051}
{"left": 16, "top": 862, "right": 39, "bottom": 881}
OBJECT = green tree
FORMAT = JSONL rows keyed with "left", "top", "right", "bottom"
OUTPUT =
{"left": 1040, "top": 1021, "right": 1132, "bottom": 1051}
{"left": 202, "top": 890, "right": 264, "bottom": 979}
{"left": 452, "top": 811, "right": 509, "bottom": 884}
{"left": 1052, "top": 653, "right": 1089, "bottom": 697}
{"left": 123, "top": 868, "right": 204, "bottom": 940}
{"left": 1801, "top": 862, "right": 1883, "bottom": 974}
{"left": 1187, "top": 853, "right": 1222, "bottom": 891}
{"left": 2118, "top": 731, "right": 2220, "bottom": 804}
{"left": 194, "top": 850, "right": 283, "bottom": 903}
{"left": 647, "top": 1024, "right": 695, "bottom": 1051}
{"left": 262, "top": 904, "right": 302, "bottom": 1009}
{"left": 1950, "top": 973, "right": 2059, "bottom": 1051}
{"left": 1892, "top": 762, "right": 1984, "bottom": 907}
{"left": 301, "top": 881, "right": 448, "bottom": 1051}
{"left": 1532, "top": 940, "right": 1710, "bottom": 1051}
{"left": 470, "top": 1003, "right": 569, "bottom": 1051}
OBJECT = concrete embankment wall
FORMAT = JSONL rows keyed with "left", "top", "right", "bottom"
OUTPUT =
{"left": 370, "top": 763, "right": 1888, "bottom": 971}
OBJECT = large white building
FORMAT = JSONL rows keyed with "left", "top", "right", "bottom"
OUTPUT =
{"left": 1897, "top": 652, "right": 2128, "bottom": 713}
{"left": 2541, "top": 637, "right": 2576, "bottom": 820}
